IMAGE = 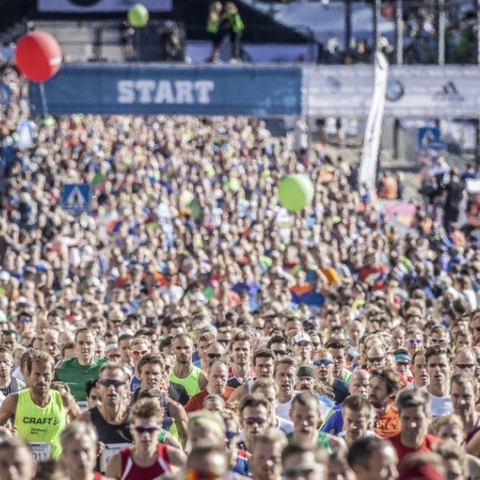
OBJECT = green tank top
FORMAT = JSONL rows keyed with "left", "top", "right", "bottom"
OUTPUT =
{"left": 157, "top": 428, "right": 168, "bottom": 443}
{"left": 14, "top": 389, "right": 66, "bottom": 460}
{"left": 169, "top": 366, "right": 202, "bottom": 397}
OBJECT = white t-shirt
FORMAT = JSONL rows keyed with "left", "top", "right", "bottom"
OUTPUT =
{"left": 276, "top": 392, "right": 332, "bottom": 421}
{"left": 276, "top": 396, "right": 295, "bottom": 421}
{"left": 421, "top": 387, "right": 453, "bottom": 419}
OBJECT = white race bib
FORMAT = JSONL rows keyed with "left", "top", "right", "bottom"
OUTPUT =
{"left": 100, "top": 443, "right": 131, "bottom": 473}
{"left": 29, "top": 442, "right": 51, "bottom": 461}
{"left": 77, "top": 401, "right": 89, "bottom": 413}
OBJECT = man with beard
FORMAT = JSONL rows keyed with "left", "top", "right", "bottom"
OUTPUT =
{"left": 423, "top": 345, "right": 453, "bottom": 418}
{"left": 78, "top": 362, "right": 132, "bottom": 472}
{"left": 106, "top": 398, "right": 186, "bottom": 479}
{"left": 0, "top": 350, "right": 78, "bottom": 460}
{"left": 368, "top": 369, "right": 401, "bottom": 438}
{"left": 313, "top": 349, "right": 349, "bottom": 404}
{"left": 321, "top": 368, "right": 370, "bottom": 435}
{"left": 250, "top": 428, "right": 287, "bottom": 480}
{"left": 186, "top": 360, "right": 234, "bottom": 412}
{"left": 0, "top": 346, "right": 24, "bottom": 396}
{"left": 388, "top": 389, "right": 442, "bottom": 464}
{"left": 274, "top": 357, "right": 297, "bottom": 421}
{"left": 56, "top": 328, "right": 107, "bottom": 403}
{"left": 169, "top": 334, "right": 207, "bottom": 399}
{"left": 295, "top": 366, "right": 334, "bottom": 417}
{"left": 227, "top": 332, "right": 254, "bottom": 389}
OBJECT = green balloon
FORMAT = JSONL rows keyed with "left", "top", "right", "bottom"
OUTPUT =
{"left": 128, "top": 4, "right": 149, "bottom": 28}
{"left": 278, "top": 174, "right": 314, "bottom": 212}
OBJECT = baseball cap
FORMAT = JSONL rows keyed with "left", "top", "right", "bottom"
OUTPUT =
{"left": 293, "top": 333, "right": 311, "bottom": 345}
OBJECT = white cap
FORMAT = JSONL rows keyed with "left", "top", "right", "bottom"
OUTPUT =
{"left": 293, "top": 333, "right": 311, "bottom": 344}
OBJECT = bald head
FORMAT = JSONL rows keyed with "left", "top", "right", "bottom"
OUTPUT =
{"left": 349, "top": 369, "right": 370, "bottom": 398}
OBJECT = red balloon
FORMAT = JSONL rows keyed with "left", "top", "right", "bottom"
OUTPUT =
{"left": 15, "top": 31, "right": 62, "bottom": 83}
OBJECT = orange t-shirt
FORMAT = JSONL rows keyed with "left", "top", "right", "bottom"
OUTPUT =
{"left": 185, "top": 387, "right": 235, "bottom": 413}
{"left": 375, "top": 405, "right": 401, "bottom": 438}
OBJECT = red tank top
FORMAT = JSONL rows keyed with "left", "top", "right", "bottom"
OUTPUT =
{"left": 94, "top": 472, "right": 104, "bottom": 480}
{"left": 120, "top": 444, "right": 171, "bottom": 480}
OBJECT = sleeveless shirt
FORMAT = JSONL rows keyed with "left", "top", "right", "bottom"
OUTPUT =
{"left": 90, "top": 407, "right": 133, "bottom": 444}
{"left": 14, "top": 389, "right": 66, "bottom": 459}
{"left": 119, "top": 444, "right": 171, "bottom": 480}
{"left": 169, "top": 366, "right": 202, "bottom": 397}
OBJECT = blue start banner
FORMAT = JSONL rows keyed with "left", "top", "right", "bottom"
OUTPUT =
{"left": 29, "top": 64, "right": 302, "bottom": 116}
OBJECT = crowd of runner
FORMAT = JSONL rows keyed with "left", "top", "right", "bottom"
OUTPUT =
{"left": 1, "top": 63, "right": 480, "bottom": 480}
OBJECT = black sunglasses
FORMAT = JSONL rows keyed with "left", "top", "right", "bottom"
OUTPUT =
{"left": 133, "top": 426, "right": 158, "bottom": 434}
{"left": 456, "top": 363, "right": 476, "bottom": 370}
{"left": 98, "top": 379, "right": 126, "bottom": 388}
{"left": 207, "top": 353, "right": 222, "bottom": 359}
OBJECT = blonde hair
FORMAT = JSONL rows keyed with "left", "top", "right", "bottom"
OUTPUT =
{"left": 433, "top": 413, "right": 464, "bottom": 436}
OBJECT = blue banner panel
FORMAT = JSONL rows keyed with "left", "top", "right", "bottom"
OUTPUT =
{"left": 29, "top": 64, "right": 302, "bottom": 116}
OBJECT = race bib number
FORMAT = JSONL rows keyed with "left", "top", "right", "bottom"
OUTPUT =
{"left": 100, "top": 443, "right": 131, "bottom": 473}
{"left": 29, "top": 442, "right": 51, "bottom": 461}
{"left": 77, "top": 401, "right": 89, "bottom": 413}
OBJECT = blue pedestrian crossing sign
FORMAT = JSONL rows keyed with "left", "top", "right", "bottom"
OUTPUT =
{"left": 417, "top": 127, "right": 443, "bottom": 152}
{"left": 61, "top": 184, "right": 91, "bottom": 214}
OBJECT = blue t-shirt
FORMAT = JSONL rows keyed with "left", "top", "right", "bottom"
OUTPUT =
{"left": 320, "top": 404, "right": 344, "bottom": 435}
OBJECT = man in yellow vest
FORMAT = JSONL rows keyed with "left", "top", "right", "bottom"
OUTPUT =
{"left": 169, "top": 334, "right": 207, "bottom": 399}
{"left": 0, "top": 350, "right": 78, "bottom": 460}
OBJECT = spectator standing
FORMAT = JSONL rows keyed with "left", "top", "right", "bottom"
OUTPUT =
{"left": 225, "top": 2, "right": 244, "bottom": 63}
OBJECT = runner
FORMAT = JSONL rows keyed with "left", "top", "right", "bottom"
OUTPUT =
{"left": 169, "top": 334, "right": 208, "bottom": 399}
{"left": 56, "top": 328, "right": 107, "bottom": 403}
{"left": 78, "top": 362, "right": 132, "bottom": 470}
{"left": 0, "top": 350, "right": 78, "bottom": 459}
{"left": 0, "top": 437, "right": 37, "bottom": 480}
{"left": 106, "top": 398, "right": 186, "bottom": 479}
{"left": 186, "top": 359, "right": 234, "bottom": 412}
{"left": 60, "top": 421, "right": 113, "bottom": 480}
{"left": 0, "top": 346, "right": 24, "bottom": 395}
